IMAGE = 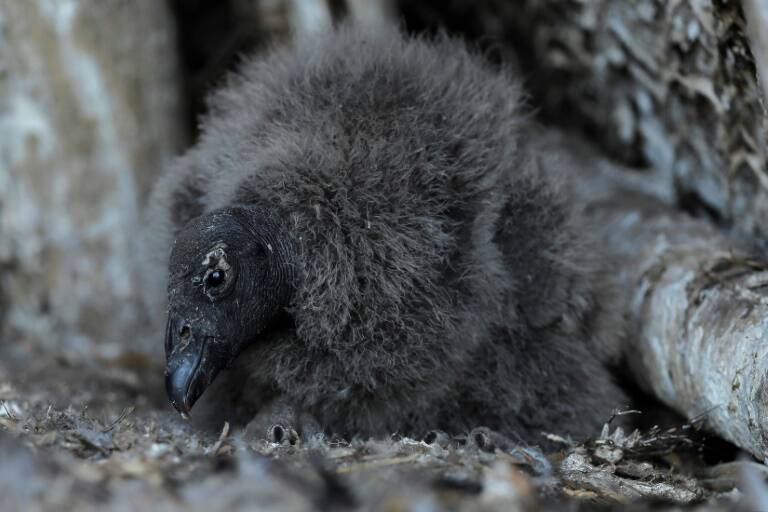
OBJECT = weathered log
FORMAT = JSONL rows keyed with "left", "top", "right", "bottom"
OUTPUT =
{"left": 0, "top": 0, "right": 184, "bottom": 354}
{"left": 540, "top": 132, "right": 768, "bottom": 460}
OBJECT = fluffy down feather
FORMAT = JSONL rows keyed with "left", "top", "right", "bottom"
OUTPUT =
{"left": 144, "top": 24, "right": 627, "bottom": 444}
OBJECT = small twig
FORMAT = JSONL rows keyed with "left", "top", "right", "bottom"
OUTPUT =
{"left": 0, "top": 401, "right": 18, "bottom": 421}
{"left": 210, "top": 421, "right": 230, "bottom": 456}
{"left": 607, "top": 409, "right": 642, "bottom": 425}
{"left": 542, "top": 432, "right": 574, "bottom": 446}
{"left": 688, "top": 406, "right": 720, "bottom": 426}
{"left": 102, "top": 406, "right": 135, "bottom": 433}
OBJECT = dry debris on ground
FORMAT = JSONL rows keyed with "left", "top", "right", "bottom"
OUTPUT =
{"left": 0, "top": 342, "right": 761, "bottom": 511}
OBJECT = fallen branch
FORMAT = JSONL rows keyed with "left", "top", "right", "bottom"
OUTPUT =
{"left": 540, "top": 132, "right": 768, "bottom": 461}
{"left": 560, "top": 453, "right": 702, "bottom": 504}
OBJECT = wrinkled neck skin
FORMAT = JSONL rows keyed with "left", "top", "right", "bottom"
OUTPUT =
{"left": 228, "top": 204, "right": 300, "bottom": 304}
{"left": 222, "top": 204, "right": 300, "bottom": 359}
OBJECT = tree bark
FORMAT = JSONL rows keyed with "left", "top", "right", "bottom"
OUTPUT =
{"left": 400, "top": 0, "right": 768, "bottom": 241}
{"left": 743, "top": 0, "right": 768, "bottom": 104}
{"left": 0, "top": 0, "right": 184, "bottom": 354}
{"left": 540, "top": 131, "right": 768, "bottom": 460}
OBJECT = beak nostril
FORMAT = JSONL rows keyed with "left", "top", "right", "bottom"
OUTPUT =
{"left": 180, "top": 325, "right": 191, "bottom": 340}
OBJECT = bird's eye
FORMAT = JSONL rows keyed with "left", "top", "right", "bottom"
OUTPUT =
{"left": 205, "top": 269, "right": 226, "bottom": 288}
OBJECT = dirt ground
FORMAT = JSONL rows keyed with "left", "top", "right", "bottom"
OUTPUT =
{"left": 0, "top": 339, "right": 762, "bottom": 511}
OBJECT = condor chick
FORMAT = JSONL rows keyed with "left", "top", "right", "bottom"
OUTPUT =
{"left": 144, "top": 25, "right": 627, "bottom": 444}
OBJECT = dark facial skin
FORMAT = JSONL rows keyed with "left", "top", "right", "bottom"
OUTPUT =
{"left": 164, "top": 206, "right": 296, "bottom": 416}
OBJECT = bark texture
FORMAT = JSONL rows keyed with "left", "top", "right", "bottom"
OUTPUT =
{"left": 0, "top": 0, "right": 184, "bottom": 354}
{"left": 400, "top": 0, "right": 768, "bottom": 240}
{"left": 743, "top": 0, "right": 768, "bottom": 103}
{"left": 539, "top": 132, "right": 768, "bottom": 460}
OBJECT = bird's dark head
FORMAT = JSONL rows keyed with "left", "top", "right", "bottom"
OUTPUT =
{"left": 163, "top": 206, "right": 296, "bottom": 417}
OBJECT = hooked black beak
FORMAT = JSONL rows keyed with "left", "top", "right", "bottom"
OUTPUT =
{"left": 164, "top": 316, "right": 223, "bottom": 417}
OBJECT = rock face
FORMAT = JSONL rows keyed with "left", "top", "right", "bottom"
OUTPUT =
{"left": 400, "top": 0, "right": 768, "bottom": 240}
{"left": 0, "top": 0, "right": 185, "bottom": 354}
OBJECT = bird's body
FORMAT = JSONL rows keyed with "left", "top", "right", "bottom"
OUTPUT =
{"left": 145, "top": 25, "right": 627, "bottom": 445}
